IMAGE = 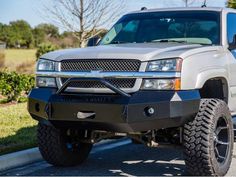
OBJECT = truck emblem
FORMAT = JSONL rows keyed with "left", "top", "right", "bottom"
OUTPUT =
{"left": 77, "top": 111, "right": 95, "bottom": 119}
{"left": 90, "top": 70, "right": 103, "bottom": 73}
{"left": 90, "top": 70, "right": 103, "bottom": 77}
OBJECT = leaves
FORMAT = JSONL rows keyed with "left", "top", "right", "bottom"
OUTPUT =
{"left": 36, "top": 43, "right": 58, "bottom": 59}
{"left": 0, "top": 71, "right": 35, "bottom": 102}
{"left": 227, "top": 0, "right": 236, "bottom": 8}
{"left": 0, "top": 20, "right": 34, "bottom": 49}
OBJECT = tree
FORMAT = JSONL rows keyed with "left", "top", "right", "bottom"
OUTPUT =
{"left": 35, "top": 23, "right": 59, "bottom": 38}
{"left": 33, "top": 23, "right": 60, "bottom": 47}
{"left": 0, "top": 20, "right": 34, "bottom": 48}
{"left": 0, "top": 23, "right": 8, "bottom": 44}
{"left": 43, "top": 0, "right": 124, "bottom": 47}
{"left": 33, "top": 26, "right": 46, "bottom": 47}
{"left": 10, "top": 20, "right": 34, "bottom": 48}
{"left": 227, "top": 0, "right": 236, "bottom": 8}
{"left": 36, "top": 43, "right": 58, "bottom": 59}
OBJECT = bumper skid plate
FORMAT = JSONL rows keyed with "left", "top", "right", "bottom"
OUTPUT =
{"left": 28, "top": 78, "right": 200, "bottom": 132}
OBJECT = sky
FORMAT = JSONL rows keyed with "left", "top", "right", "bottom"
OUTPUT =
{"left": 0, "top": 0, "right": 227, "bottom": 31}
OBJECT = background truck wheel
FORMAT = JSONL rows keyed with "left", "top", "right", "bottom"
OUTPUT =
{"left": 37, "top": 122, "right": 93, "bottom": 167}
{"left": 183, "top": 99, "right": 234, "bottom": 176}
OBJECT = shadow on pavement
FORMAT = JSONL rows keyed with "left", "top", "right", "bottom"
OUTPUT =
{"left": 29, "top": 143, "right": 186, "bottom": 176}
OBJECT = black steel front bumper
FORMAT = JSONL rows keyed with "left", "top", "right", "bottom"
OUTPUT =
{"left": 28, "top": 84, "right": 200, "bottom": 133}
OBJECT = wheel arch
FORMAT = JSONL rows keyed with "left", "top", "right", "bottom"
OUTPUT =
{"left": 197, "top": 74, "right": 229, "bottom": 103}
{"left": 195, "top": 69, "right": 229, "bottom": 89}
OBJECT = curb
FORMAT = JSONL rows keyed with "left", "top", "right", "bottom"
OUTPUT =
{"left": 0, "top": 148, "right": 42, "bottom": 172}
{"left": 0, "top": 138, "right": 131, "bottom": 173}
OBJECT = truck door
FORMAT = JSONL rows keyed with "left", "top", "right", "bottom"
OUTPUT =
{"left": 227, "top": 13, "right": 236, "bottom": 112}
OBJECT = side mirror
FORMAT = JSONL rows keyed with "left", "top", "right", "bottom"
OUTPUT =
{"left": 87, "top": 36, "right": 101, "bottom": 47}
{"left": 229, "top": 34, "right": 236, "bottom": 50}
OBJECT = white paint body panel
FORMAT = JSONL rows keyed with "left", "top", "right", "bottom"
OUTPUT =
{"left": 40, "top": 7, "right": 236, "bottom": 113}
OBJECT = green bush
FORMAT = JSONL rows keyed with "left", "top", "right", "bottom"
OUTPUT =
{"left": 0, "top": 71, "right": 35, "bottom": 102}
{"left": 36, "top": 43, "right": 58, "bottom": 59}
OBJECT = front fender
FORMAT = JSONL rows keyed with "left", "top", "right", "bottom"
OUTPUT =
{"left": 195, "top": 68, "right": 229, "bottom": 89}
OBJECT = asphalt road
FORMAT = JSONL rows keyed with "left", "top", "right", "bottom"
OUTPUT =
{"left": 1, "top": 140, "right": 236, "bottom": 176}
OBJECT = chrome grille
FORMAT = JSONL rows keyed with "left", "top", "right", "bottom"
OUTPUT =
{"left": 61, "top": 78, "right": 136, "bottom": 89}
{"left": 61, "top": 59, "right": 141, "bottom": 72}
{"left": 60, "top": 59, "right": 141, "bottom": 89}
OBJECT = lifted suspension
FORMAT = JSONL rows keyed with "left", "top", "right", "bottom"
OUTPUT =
{"left": 75, "top": 128, "right": 183, "bottom": 147}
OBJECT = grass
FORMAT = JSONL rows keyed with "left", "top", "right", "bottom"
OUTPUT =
{"left": 0, "top": 49, "right": 37, "bottom": 155}
{"left": 0, "top": 103, "right": 37, "bottom": 155}
{"left": 4, "top": 49, "right": 36, "bottom": 73}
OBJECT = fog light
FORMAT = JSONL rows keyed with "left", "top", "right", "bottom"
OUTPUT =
{"left": 144, "top": 107, "right": 155, "bottom": 117}
{"left": 36, "top": 77, "right": 57, "bottom": 88}
{"left": 141, "top": 79, "right": 181, "bottom": 90}
{"left": 148, "top": 107, "right": 155, "bottom": 115}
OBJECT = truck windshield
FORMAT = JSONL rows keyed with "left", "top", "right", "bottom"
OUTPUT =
{"left": 100, "top": 11, "right": 220, "bottom": 45}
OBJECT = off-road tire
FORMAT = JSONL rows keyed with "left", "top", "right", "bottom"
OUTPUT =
{"left": 37, "top": 122, "right": 93, "bottom": 167}
{"left": 183, "top": 99, "right": 234, "bottom": 176}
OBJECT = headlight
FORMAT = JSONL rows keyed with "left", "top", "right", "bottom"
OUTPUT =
{"left": 37, "top": 59, "right": 55, "bottom": 71}
{"left": 141, "top": 79, "right": 181, "bottom": 90}
{"left": 146, "top": 58, "right": 182, "bottom": 72}
{"left": 36, "top": 77, "right": 57, "bottom": 88}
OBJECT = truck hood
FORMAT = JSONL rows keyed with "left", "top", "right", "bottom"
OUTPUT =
{"left": 41, "top": 43, "right": 221, "bottom": 62}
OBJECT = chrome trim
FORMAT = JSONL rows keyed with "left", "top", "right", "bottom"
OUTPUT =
{"left": 36, "top": 71, "right": 181, "bottom": 79}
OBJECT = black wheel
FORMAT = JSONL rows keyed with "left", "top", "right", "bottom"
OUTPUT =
{"left": 37, "top": 122, "right": 93, "bottom": 167}
{"left": 183, "top": 99, "right": 234, "bottom": 176}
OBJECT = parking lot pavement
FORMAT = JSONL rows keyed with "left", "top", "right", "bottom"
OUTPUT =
{"left": 1, "top": 141, "right": 236, "bottom": 176}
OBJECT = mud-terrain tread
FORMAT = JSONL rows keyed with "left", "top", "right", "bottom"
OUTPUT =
{"left": 37, "top": 123, "right": 92, "bottom": 167}
{"left": 183, "top": 99, "right": 234, "bottom": 176}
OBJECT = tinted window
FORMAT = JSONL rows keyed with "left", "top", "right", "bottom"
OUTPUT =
{"left": 100, "top": 11, "right": 221, "bottom": 45}
{"left": 227, "top": 13, "right": 236, "bottom": 44}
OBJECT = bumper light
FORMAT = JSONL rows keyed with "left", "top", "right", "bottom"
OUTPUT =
{"left": 36, "top": 77, "right": 57, "bottom": 88}
{"left": 141, "top": 79, "right": 181, "bottom": 90}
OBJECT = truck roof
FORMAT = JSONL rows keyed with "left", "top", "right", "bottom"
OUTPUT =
{"left": 129, "top": 7, "right": 236, "bottom": 14}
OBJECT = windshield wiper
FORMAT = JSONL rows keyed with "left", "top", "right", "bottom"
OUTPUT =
{"left": 152, "top": 39, "right": 187, "bottom": 43}
{"left": 152, "top": 39, "right": 212, "bottom": 45}
{"left": 110, "top": 41, "right": 129, "bottom": 44}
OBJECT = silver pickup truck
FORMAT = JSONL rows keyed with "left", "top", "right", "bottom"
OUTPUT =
{"left": 28, "top": 7, "right": 236, "bottom": 176}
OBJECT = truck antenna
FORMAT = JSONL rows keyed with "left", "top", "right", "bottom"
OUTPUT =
{"left": 202, "top": 0, "right": 207, "bottom": 7}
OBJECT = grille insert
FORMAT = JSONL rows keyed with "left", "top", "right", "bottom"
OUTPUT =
{"left": 61, "top": 78, "right": 136, "bottom": 89}
{"left": 60, "top": 59, "right": 140, "bottom": 89}
{"left": 61, "top": 59, "right": 141, "bottom": 72}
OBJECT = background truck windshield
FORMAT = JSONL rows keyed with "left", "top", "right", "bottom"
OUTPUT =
{"left": 100, "top": 11, "right": 220, "bottom": 45}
